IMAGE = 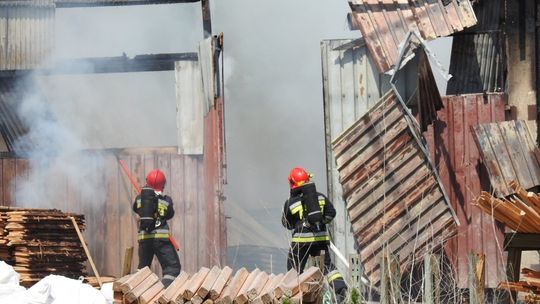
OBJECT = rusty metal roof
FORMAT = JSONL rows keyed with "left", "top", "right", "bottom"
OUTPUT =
{"left": 332, "top": 89, "right": 458, "bottom": 286}
{"left": 348, "top": 0, "right": 477, "bottom": 73}
{"left": 472, "top": 120, "right": 540, "bottom": 197}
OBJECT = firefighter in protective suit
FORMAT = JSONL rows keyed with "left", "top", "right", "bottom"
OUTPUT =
{"left": 282, "top": 167, "right": 348, "bottom": 302}
{"left": 132, "top": 169, "right": 181, "bottom": 288}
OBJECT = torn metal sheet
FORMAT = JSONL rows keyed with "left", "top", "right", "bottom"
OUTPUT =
{"left": 472, "top": 120, "right": 540, "bottom": 197}
{"left": 348, "top": 0, "right": 477, "bottom": 73}
{"left": 332, "top": 90, "right": 458, "bottom": 286}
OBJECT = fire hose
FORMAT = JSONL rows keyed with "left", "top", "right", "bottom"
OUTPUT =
{"left": 118, "top": 159, "right": 180, "bottom": 251}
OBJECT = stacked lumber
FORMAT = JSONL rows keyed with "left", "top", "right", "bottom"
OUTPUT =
{"left": 0, "top": 208, "right": 11, "bottom": 262}
{"left": 5, "top": 209, "right": 87, "bottom": 286}
{"left": 473, "top": 181, "right": 540, "bottom": 233}
{"left": 115, "top": 266, "right": 324, "bottom": 304}
{"left": 499, "top": 268, "right": 540, "bottom": 295}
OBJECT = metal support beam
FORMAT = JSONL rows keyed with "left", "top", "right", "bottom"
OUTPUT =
{"left": 55, "top": 0, "right": 199, "bottom": 8}
{"left": 33, "top": 53, "right": 197, "bottom": 75}
{"left": 201, "top": 0, "right": 212, "bottom": 38}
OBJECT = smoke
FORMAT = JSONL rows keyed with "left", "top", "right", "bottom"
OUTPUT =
{"left": 213, "top": 0, "right": 359, "bottom": 271}
{"left": 11, "top": 75, "right": 107, "bottom": 210}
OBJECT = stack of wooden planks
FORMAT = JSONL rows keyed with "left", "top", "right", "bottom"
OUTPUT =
{"left": 0, "top": 208, "right": 11, "bottom": 262}
{"left": 499, "top": 268, "right": 540, "bottom": 295}
{"left": 114, "top": 265, "right": 325, "bottom": 304}
{"left": 2, "top": 208, "right": 87, "bottom": 286}
{"left": 473, "top": 181, "right": 540, "bottom": 233}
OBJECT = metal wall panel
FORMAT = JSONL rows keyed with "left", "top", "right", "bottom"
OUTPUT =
{"left": 0, "top": 146, "right": 226, "bottom": 276}
{"left": 0, "top": 1, "right": 55, "bottom": 70}
{"left": 321, "top": 39, "right": 383, "bottom": 274}
{"left": 176, "top": 61, "right": 204, "bottom": 155}
{"left": 423, "top": 93, "right": 506, "bottom": 288}
{"left": 472, "top": 119, "right": 540, "bottom": 198}
{"left": 0, "top": 78, "right": 29, "bottom": 152}
{"left": 332, "top": 91, "right": 458, "bottom": 286}
{"left": 348, "top": 0, "right": 477, "bottom": 73}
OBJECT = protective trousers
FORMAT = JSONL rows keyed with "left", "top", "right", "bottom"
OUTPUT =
{"left": 287, "top": 243, "right": 348, "bottom": 301}
{"left": 138, "top": 238, "right": 181, "bottom": 287}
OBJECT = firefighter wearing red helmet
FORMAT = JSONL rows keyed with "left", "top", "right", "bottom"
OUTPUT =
{"left": 132, "top": 169, "right": 181, "bottom": 288}
{"left": 282, "top": 167, "right": 348, "bottom": 302}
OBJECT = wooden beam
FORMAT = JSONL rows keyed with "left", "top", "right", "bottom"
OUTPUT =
{"left": 122, "top": 247, "right": 134, "bottom": 277}
{"left": 504, "top": 233, "right": 540, "bottom": 249}
{"left": 120, "top": 267, "right": 152, "bottom": 293}
{"left": 274, "top": 269, "right": 299, "bottom": 299}
{"left": 234, "top": 269, "right": 261, "bottom": 304}
{"left": 113, "top": 275, "right": 131, "bottom": 292}
{"left": 125, "top": 273, "right": 159, "bottom": 303}
{"left": 468, "top": 253, "right": 485, "bottom": 304}
{"left": 70, "top": 216, "right": 102, "bottom": 287}
{"left": 159, "top": 271, "right": 189, "bottom": 304}
{"left": 139, "top": 281, "right": 165, "bottom": 304}
{"left": 215, "top": 268, "right": 249, "bottom": 304}
{"left": 197, "top": 266, "right": 222, "bottom": 298}
{"left": 247, "top": 272, "right": 269, "bottom": 300}
{"left": 183, "top": 267, "right": 210, "bottom": 300}
{"left": 209, "top": 266, "right": 233, "bottom": 300}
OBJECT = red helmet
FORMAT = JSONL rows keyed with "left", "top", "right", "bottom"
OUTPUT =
{"left": 288, "top": 167, "right": 311, "bottom": 189}
{"left": 146, "top": 169, "right": 166, "bottom": 191}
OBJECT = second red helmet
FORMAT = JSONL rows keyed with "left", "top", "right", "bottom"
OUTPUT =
{"left": 288, "top": 167, "right": 311, "bottom": 189}
{"left": 146, "top": 169, "right": 166, "bottom": 191}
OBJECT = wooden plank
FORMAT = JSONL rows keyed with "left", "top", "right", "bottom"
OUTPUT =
{"left": 209, "top": 266, "right": 233, "bottom": 300}
{"left": 139, "top": 281, "right": 165, "bottom": 304}
{"left": 183, "top": 267, "right": 210, "bottom": 300}
{"left": 120, "top": 267, "right": 153, "bottom": 294}
{"left": 247, "top": 271, "right": 269, "bottom": 300}
{"left": 234, "top": 268, "right": 261, "bottom": 304}
{"left": 113, "top": 275, "right": 132, "bottom": 292}
{"left": 3, "top": 158, "right": 14, "bottom": 204}
{"left": 274, "top": 268, "right": 299, "bottom": 298}
{"left": 297, "top": 267, "right": 323, "bottom": 294}
{"left": 125, "top": 273, "right": 159, "bottom": 303}
{"left": 159, "top": 271, "right": 189, "bottom": 304}
{"left": 255, "top": 274, "right": 283, "bottom": 304}
{"left": 183, "top": 156, "right": 199, "bottom": 272}
{"left": 513, "top": 120, "right": 540, "bottom": 187}
{"left": 500, "top": 122, "right": 535, "bottom": 189}
{"left": 122, "top": 247, "right": 134, "bottom": 277}
{"left": 215, "top": 268, "right": 249, "bottom": 304}
{"left": 173, "top": 273, "right": 195, "bottom": 303}
{"left": 197, "top": 266, "right": 221, "bottom": 298}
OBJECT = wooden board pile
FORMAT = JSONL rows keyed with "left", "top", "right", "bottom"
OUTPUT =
{"left": 473, "top": 181, "right": 540, "bottom": 233}
{"left": 113, "top": 265, "right": 325, "bottom": 304}
{"left": 0, "top": 208, "right": 11, "bottom": 262}
{"left": 1, "top": 208, "right": 86, "bottom": 286}
{"left": 499, "top": 268, "right": 540, "bottom": 296}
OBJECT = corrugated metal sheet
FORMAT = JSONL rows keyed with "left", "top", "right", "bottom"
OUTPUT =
{"left": 332, "top": 90, "right": 458, "bottom": 286}
{"left": 1, "top": 147, "right": 226, "bottom": 276}
{"left": 0, "top": 78, "right": 29, "bottom": 152}
{"left": 0, "top": 1, "right": 55, "bottom": 70}
{"left": 423, "top": 93, "right": 506, "bottom": 288}
{"left": 460, "top": 0, "right": 503, "bottom": 34}
{"left": 54, "top": 0, "right": 199, "bottom": 7}
{"left": 446, "top": 33, "right": 505, "bottom": 94}
{"left": 321, "top": 39, "right": 383, "bottom": 277}
{"left": 348, "top": 0, "right": 477, "bottom": 73}
{"left": 472, "top": 120, "right": 540, "bottom": 198}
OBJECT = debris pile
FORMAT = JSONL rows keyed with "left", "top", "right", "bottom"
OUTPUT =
{"left": 473, "top": 181, "right": 540, "bottom": 233}
{"left": 0, "top": 207, "right": 86, "bottom": 287}
{"left": 499, "top": 268, "right": 540, "bottom": 296}
{"left": 114, "top": 266, "right": 325, "bottom": 304}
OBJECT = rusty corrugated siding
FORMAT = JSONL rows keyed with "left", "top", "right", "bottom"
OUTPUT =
{"left": 423, "top": 93, "right": 506, "bottom": 288}
{"left": 0, "top": 1, "right": 55, "bottom": 70}
{"left": 332, "top": 90, "right": 457, "bottom": 286}
{"left": 0, "top": 146, "right": 226, "bottom": 276}
{"left": 348, "top": 0, "right": 477, "bottom": 73}
{"left": 471, "top": 119, "right": 540, "bottom": 198}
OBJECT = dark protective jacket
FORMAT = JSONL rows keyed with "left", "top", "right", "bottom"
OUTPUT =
{"left": 132, "top": 190, "right": 175, "bottom": 241}
{"left": 281, "top": 184, "right": 336, "bottom": 244}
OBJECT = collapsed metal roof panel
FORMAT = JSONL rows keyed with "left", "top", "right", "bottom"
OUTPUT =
{"left": 348, "top": 0, "right": 477, "bottom": 73}
{"left": 472, "top": 120, "right": 540, "bottom": 197}
{"left": 332, "top": 90, "right": 458, "bottom": 286}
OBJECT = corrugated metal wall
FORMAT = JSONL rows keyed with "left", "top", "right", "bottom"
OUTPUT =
{"left": 0, "top": 0, "right": 55, "bottom": 70}
{"left": 446, "top": 0, "right": 505, "bottom": 95}
{"left": 0, "top": 146, "right": 226, "bottom": 277}
{"left": 423, "top": 93, "right": 506, "bottom": 288}
{"left": 321, "top": 39, "right": 382, "bottom": 272}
